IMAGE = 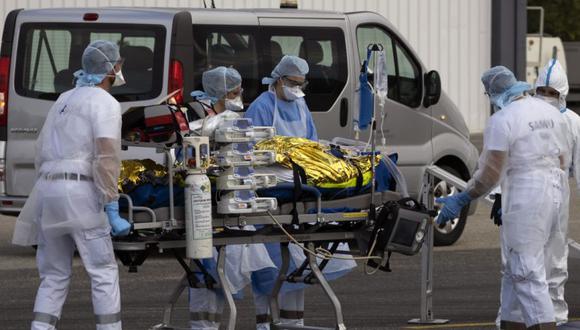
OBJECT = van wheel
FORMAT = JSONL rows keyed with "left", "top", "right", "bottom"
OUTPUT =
{"left": 433, "top": 166, "right": 468, "bottom": 246}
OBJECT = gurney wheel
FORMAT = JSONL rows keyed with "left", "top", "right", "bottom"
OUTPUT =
{"left": 115, "top": 249, "right": 150, "bottom": 272}
{"left": 432, "top": 165, "right": 468, "bottom": 246}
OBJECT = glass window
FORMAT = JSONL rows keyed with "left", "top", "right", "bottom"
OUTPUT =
{"left": 263, "top": 27, "right": 348, "bottom": 111}
{"left": 356, "top": 26, "right": 397, "bottom": 100}
{"left": 356, "top": 25, "right": 422, "bottom": 108}
{"left": 25, "top": 29, "right": 72, "bottom": 94}
{"left": 395, "top": 43, "right": 422, "bottom": 107}
{"left": 16, "top": 23, "right": 166, "bottom": 101}
{"left": 193, "top": 26, "right": 260, "bottom": 105}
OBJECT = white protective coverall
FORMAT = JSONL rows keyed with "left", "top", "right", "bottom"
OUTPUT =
{"left": 494, "top": 96, "right": 569, "bottom": 328}
{"left": 497, "top": 59, "right": 580, "bottom": 327}
{"left": 538, "top": 62, "right": 580, "bottom": 327}
{"left": 437, "top": 66, "right": 570, "bottom": 329}
{"left": 13, "top": 86, "right": 123, "bottom": 330}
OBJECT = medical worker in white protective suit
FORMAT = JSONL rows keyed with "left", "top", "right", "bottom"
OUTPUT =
{"left": 245, "top": 55, "right": 356, "bottom": 329}
{"left": 493, "top": 59, "right": 580, "bottom": 328}
{"left": 437, "top": 66, "right": 569, "bottom": 330}
{"left": 12, "top": 40, "right": 131, "bottom": 330}
{"left": 188, "top": 66, "right": 277, "bottom": 330}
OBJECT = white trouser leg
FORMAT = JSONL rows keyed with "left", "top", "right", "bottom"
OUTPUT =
{"left": 497, "top": 226, "right": 524, "bottom": 329}
{"left": 32, "top": 231, "right": 75, "bottom": 330}
{"left": 254, "top": 292, "right": 271, "bottom": 330}
{"left": 279, "top": 289, "right": 305, "bottom": 326}
{"left": 501, "top": 250, "right": 554, "bottom": 327}
{"left": 500, "top": 225, "right": 554, "bottom": 327}
{"left": 74, "top": 227, "right": 122, "bottom": 330}
{"left": 189, "top": 287, "right": 224, "bottom": 330}
{"left": 545, "top": 204, "right": 569, "bottom": 325}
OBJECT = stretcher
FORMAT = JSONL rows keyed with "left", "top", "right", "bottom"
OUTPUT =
{"left": 114, "top": 154, "right": 403, "bottom": 330}
{"left": 115, "top": 104, "right": 436, "bottom": 330}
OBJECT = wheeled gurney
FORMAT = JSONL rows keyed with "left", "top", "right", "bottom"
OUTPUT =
{"left": 114, "top": 177, "right": 403, "bottom": 330}
{"left": 114, "top": 104, "right": 434, "bottom": 330}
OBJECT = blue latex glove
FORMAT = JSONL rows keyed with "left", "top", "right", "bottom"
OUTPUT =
{"left": 104, "top": 201, "right": 131, "bottom": 237}
{"left": 435, "top": 191, "right": 473, "bottom": 225}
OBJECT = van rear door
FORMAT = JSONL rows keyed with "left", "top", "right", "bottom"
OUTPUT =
{"left": 2, "top": 9, "right": 187, "bottom": 203}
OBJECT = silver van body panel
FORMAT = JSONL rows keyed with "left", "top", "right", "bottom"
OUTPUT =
{"left": 189, "top": 9, "right": 259, "bottom": 25}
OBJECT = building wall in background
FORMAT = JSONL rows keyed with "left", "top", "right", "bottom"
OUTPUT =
{"left": 0, "top": 0, "right": 492, "bottom": 132}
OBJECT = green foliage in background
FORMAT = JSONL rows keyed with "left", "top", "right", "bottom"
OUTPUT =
{"left": 528, "top": 0, "right": 580, "bottom": 41}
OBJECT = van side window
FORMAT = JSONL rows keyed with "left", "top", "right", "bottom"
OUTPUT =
{"left": 192, "top": 26, "right": 260, "bottom": 104}
{"left": 89, "top": 33, "right": 158, "bottom": 98}
{"left": 356, "top": 25, "right": 422, "bottom": 108}
{"left": 262, "top": 27, "right": 347, "bottom": 112}
{"left": 15, "top": 23, "right": 165, "bottom": 101}
{"left": 24, "top": 29, "right": 72, "bottom": 94}
{"left": 395, "top": 43, "right": 422, "bottom": 108}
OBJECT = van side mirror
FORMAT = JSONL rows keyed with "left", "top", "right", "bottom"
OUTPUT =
{"left": 423, "top": 70, "right": 441, "bottom": 108}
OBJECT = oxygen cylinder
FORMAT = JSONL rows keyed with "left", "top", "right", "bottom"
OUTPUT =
{"left": 184, "top": 173, "right": 213, "bottom": 259}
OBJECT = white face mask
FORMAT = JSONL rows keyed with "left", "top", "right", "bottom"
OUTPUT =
{"left": 225, "top": 96, "right": 244, "bottom": 111}
{"left": 282, "top": 85, "right": 305, "bottom": 101}
{"left": 112, "top": 69, "right": 126, "bottom": 87}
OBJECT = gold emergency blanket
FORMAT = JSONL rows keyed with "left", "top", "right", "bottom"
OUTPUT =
{"left": 254, "top": 136, "right": 379, "bottom": 188}
{"left": 119, "top": 159, "right": 184, "bottom": 193}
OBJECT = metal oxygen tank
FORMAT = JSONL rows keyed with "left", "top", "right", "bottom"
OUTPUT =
{"left": 183, "top": 136, "right": 212, "bottom": 259}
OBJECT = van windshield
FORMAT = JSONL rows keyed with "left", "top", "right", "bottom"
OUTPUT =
{"left": 15, "top": 23, "right": 166, "bottom": 102}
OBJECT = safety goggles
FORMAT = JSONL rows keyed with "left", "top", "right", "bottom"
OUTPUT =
{"left": 282, "top": 76, "right": 309, "bottom": 89}
{"left": 227, "top": 87, "right": 244, "bottom": 98}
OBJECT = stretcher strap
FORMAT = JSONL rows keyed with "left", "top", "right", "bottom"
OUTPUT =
{"left": 289, "top": 157, "right": 307, "bottom": 227}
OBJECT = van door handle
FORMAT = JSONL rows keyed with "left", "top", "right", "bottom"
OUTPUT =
{"left": 340, "top": 98, "right": 348, "bottom": 127}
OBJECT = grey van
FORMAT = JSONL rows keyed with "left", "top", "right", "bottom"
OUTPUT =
{"left": 0, "top": 7, "right": 478, "bottom": 245}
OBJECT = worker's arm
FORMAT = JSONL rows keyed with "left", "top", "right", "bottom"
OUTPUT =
{"left": 93, "top": 137, "right": 121, "bottom": 204}
{"left": 91, "top": 100, "right": 122, "bottom": 204}
{"left": 467, "top": 150, "right": 508, "bottom": 199}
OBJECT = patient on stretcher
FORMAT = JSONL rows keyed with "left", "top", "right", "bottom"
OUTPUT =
{"left": 118, "top": 136, "right": 397, "bottom": 208}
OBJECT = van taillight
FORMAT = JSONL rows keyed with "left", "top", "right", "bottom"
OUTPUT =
{"left": 169, "top": 59, "right": 183, "bottom": 104}
{"left": 0, "top": 57, "right": 10, "bottom": 127}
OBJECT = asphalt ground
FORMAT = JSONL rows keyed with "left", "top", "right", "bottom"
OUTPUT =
{"left": 1, "top": 132, "right": 580, "bottom": 329}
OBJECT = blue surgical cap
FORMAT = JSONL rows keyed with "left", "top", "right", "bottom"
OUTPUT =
{"left": 481, "top": 66, "right": 531, "bottom": 109}
{"left": 262, "top": 55, "right": 309, "bottom": 85}
{"left": 201, "top": 66, "right": 242, "bottom": 100}
{"left": 74, "top": 40, "right": 121, "bottom": 87}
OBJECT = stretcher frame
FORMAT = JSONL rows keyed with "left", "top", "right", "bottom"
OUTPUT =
{"left": 114, "top": 141, "right": 453, "bottom": 329}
